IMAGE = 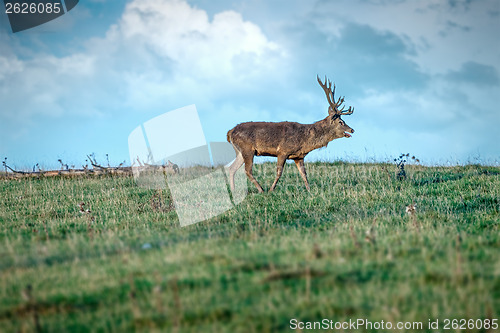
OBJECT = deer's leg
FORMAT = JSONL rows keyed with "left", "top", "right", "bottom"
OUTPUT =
{"left": 269, "top": 155, "right": 287, "bottom": 192}
{"left": 243, "top": 152, "right": 264, "bottom": 193}
{"left": 294, "top": 159, "right": 310, "bottom": 191}
{"left": 227, "top": 148, "right": 244, "bottom": 192}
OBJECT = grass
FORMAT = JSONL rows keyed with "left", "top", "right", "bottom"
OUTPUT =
{"left": 0, "top": 162, "right": 499, "bottom": 332}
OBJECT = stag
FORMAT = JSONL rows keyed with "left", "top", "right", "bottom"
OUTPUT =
{"left": 226, "top": 76, "right": 355, "bottom": 193}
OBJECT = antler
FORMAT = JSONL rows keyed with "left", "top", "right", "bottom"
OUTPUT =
{"left": 317, "top": 75, "right": 335, "bottom": 109}
{"left": 317, "top": 75, "right": 354, "bottom": 116}
{"left": 339, "top": 105, "right": 354, "bottom": 115}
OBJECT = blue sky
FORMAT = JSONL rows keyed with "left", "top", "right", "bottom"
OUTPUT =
{"left": 1, "top": 0, "right": 499, "bottom": 169}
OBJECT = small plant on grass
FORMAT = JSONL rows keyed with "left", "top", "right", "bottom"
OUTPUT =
{"left": 394, "top": 153, "right": 420, "bottom": 180}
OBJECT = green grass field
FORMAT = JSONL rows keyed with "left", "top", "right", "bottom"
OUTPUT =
{"left": 0, "top": 162, "right": 499, "bottom": 332}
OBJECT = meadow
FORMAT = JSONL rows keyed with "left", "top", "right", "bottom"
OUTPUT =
{"left": 0, "top": 161, "right": 499, "bottom": 332}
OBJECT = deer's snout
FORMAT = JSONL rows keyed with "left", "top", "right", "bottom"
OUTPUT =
{"left": 343, "top": 126, "right": 354, "bottom": 138}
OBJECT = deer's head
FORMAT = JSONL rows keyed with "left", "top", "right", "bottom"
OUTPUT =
{"left": 317, "top": 75, "right": 355, "bottom": 138}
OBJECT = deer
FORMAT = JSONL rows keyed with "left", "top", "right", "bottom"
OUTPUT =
{"left": 226, "top": 75, "right": 355, "bottom": 193}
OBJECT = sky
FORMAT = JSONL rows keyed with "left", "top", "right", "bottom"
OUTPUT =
{"left": 0, "top": 0, "right": 499, "bottom": 170}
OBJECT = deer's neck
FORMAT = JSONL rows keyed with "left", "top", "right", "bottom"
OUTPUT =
{"left": 307, "top": 118, "right": 336, "bottom": 151}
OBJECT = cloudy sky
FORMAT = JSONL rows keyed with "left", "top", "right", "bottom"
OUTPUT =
{"left": 0, "top": 0, "right": 499, "bottom": 169}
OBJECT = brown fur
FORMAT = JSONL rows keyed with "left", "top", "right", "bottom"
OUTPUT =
{"left": 227, "top": 76, "right": 355, "bottom": 193}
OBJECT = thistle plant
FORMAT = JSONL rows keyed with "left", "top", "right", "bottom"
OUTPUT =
{"left": 394, "top": 153, "right": 420, "bottom": 180}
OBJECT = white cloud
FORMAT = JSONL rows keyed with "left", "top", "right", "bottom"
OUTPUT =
{"left": 109, "top": 0, "right": 284, "bottom": 76}
{"left": 0, "top": 55, "right": 23, "bottom": 81}
{"left": 110, "top": 0, "right": 286, "bottom": 107}
{"left": 0, "top": 0, "right": 286, "bottom": 124}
